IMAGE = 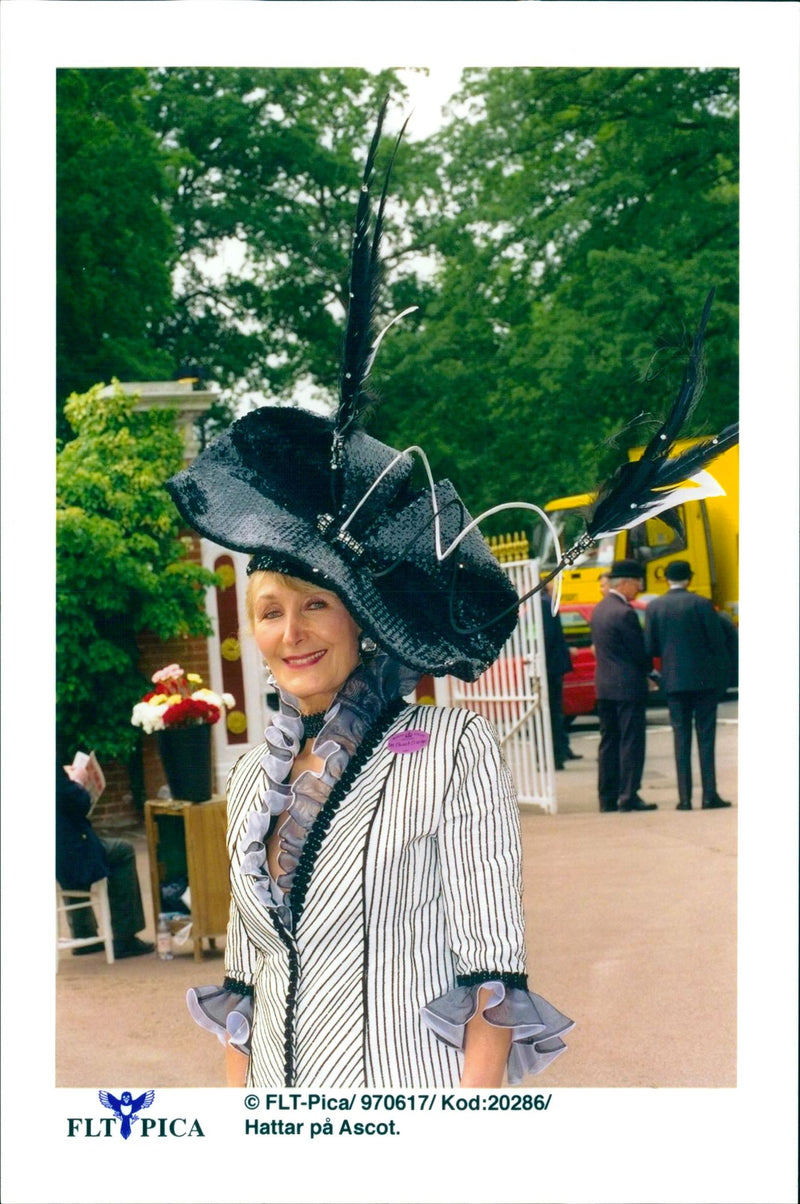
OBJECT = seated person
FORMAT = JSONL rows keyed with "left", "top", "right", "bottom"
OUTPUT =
{"left": 56, "top": 763, "right": 154, "bottom": 959}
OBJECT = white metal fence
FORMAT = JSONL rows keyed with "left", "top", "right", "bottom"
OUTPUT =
{"left": 437, "top": 558, "right": 557, "bottom": 813}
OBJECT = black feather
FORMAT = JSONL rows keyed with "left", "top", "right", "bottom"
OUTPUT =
{"left": 583, "top": 288, "right": 732, "bottom": 540}
{"left": 647, "top": 422, "right": 739, "bottom": 490}
{"left": 336, "top": 97, "right": 389, "bottom": 442}
{"left": 335, "top": 103, "right": 411, "bottom": 444}
{"left": 329, "top": 101, "right": 413, "bottom": 515}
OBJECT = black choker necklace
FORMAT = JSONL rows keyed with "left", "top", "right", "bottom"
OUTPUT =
{"left": 301, "top": 711, "right": 327, "bottom": 742}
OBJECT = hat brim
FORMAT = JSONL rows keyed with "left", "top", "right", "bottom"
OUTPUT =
{"left": 168, "top": 438, "right": 518, "bottom": 681}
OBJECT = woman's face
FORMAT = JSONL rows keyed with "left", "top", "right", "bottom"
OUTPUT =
{"left": 249, "top": 572, "right": 361, "bottom": 714}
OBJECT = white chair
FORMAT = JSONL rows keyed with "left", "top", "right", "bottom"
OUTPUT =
{"left": 56, "top": 878, "right": 115, "bottom": 971}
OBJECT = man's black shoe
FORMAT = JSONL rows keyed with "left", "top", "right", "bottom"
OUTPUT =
{"left": 620, "top": 799, "right": 657, "bottom": 812}
{"left": 676, "top": 802, "right": 692, "bottom": 811}
{"left": 702, "top": 797, "right": 732, "bottom": 809}
{"left": 113, "top": 937, "right": 155, "bottom": 959}
{"left": 599, "top": 803, "right": 619, "bottom": 812}
{"left": 73, "top": 941, "right": 105, "bottom": 956}
{"left": 563, "top": 750, "right": 583, "bottom": 761}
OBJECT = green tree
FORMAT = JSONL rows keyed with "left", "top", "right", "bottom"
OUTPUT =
{"left": 57, "top": 69, "right": 177, "bottom": 435}
{"left": 372, "top": 67, "right": 738, "bottom": 523}
{"left": 145, "top": 66, "right": 412, "bottom": 406}
{"left": 56, "top": 383, "right": 219, "bottom": 762}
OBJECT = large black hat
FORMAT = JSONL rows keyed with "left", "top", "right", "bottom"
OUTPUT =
{"left": 167, "top": 405, "right": 518, "bottom": 680}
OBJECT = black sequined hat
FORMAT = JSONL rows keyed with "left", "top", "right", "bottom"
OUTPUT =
{"left": 167, "top": 405, "right": 518, "bottom": 681}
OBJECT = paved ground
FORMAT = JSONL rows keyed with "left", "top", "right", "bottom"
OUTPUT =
{"left": 55, "top": 700, "right": 738, "bottom": 1089}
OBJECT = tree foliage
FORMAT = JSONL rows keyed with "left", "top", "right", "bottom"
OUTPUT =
{"left": 57, "top": 69, "right": 177, "bottom": 434}
{"left": 145, "top": 66, "right": 411, "bottom": 406}
{"left": 371, "top": 67, "right": 739, "bottom": 522}
{"left": 56, "top": 67, "right": 415, "bottom": 432}
{"left": 56, "top": 384, "right": 219, "bottom": 761}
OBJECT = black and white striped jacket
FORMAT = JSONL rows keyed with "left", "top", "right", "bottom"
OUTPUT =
{"left": 224, "top": 703, "right": 529, "bottom": 1088}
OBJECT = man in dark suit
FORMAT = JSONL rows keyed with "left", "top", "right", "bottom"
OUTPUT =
{"left": 644, "top": 560, "right": 732, "bottom": 810}
{"left": 57, "top": 764, "right": 154, "bottom": 958}
{"left": 590, "top": 559, "right": 657, "bottom": 812}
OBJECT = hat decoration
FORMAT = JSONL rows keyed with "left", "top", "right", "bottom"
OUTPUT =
{"left": 167, "top": 101, "right": 739, "bottom": 675}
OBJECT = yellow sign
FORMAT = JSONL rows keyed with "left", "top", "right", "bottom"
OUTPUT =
{"left": 220, "top": 637, "right": 241, "bottom": 661}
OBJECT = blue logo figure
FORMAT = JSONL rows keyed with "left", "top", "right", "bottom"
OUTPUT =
{"left": 98, "top": 1089, "right": 155, "bottom": 1139}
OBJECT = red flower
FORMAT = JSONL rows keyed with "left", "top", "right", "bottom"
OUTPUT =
{"left": 162, "top": 698, "right": 221, "bottom": 729}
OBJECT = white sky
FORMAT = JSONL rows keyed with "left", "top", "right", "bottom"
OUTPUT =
{"left": 395, "top": 65, "right": 466, "bottom": 138}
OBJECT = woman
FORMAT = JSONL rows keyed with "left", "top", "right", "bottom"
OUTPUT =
{"left": 174, "top": 104, "right": 573, "bottom": 1088}
{"left": 174, "top": 413, "right": 574, "bottom": 1088}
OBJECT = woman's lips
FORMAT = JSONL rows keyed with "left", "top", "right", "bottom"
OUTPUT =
{"left": 282, "top": 649, "right": 327, "bottom": 669}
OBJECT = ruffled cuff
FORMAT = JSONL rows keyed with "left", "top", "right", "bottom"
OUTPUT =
{"left": 421, "top": 980, "right": 574, "bottom": 1084}
{"left": 186, "top": 981, "right": 254, "bottom": 1055}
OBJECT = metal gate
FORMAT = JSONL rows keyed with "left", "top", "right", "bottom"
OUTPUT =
{"left": 437, "top": 558, "right": 557, "bottom": 813}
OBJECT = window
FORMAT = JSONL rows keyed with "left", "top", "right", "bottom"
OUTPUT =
{"left": 627, "top": 507, "right": 687, "bottom": 563}
{"left": 537, "top": 509, "right": 617, "bottom": 569}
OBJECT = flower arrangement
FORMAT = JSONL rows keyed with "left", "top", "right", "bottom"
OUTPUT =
{"left": 131, "top": 664, "right": 235, "bottom": 734}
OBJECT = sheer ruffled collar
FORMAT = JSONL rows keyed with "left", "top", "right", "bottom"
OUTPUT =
{"left": 237, "top": 654, "right": 419, "bottom": 919}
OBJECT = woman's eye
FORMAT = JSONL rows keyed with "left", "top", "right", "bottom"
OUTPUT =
{"left": 306, "top": 599, "right": 326, "bottom": 611}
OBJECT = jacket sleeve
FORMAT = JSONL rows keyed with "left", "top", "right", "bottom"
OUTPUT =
{"left": 422, "top": 712, "right": 574, "bottom": 1081}
{"left": 56, "top": 765, "right": 92, "bottom": 821}
{"left": 436, "top": 713, "right": 527, "bottom": 980}
{"left": 700, "top": 598, "right": 726, "bottom": 656}
{"left": 185, "top": 755, "right": 262, "bottom": 1054}
{"left": 644, "top": 605, "right": 660, "bottom": 658}
{"left": 625, "top": 606, "right": 652, "bottom": 672}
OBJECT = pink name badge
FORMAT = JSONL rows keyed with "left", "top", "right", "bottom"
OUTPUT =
{"left": 387, "top": 729, "right": 430, "bottom": 755}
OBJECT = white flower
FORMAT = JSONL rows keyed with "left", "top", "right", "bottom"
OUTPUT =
{"left": 222, "top": 693, "right": 235, "bottom": 708}
{"left": 131, "top": 701, "right": 168, "bottom": 734}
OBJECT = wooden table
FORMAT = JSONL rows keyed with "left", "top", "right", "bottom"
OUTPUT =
{"left": 144, "top": 797, "right": 229, "bottom": 961}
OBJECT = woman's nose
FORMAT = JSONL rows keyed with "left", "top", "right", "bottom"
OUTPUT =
{"left": 282, "top": 608, "right": 306, "bottom": 645}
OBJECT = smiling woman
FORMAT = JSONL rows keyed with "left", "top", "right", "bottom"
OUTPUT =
{"left": 169, "top": 101, "right": 573, "bottom": 1090}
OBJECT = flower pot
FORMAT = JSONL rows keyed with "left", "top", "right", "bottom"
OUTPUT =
{"left": 156, "top": 725, "right": 213, "bottom": 803}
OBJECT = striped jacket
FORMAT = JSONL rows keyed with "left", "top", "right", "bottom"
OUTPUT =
{"left": 224, "top": 703, "right": 529, "bottom": 1088}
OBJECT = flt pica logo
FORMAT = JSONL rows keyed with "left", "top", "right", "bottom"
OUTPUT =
{"left": 66, "top": 1090, "right": 205, "bottom": 1138}
{"left": 99, "top": 1090, "right": 154, "bottom": 1139}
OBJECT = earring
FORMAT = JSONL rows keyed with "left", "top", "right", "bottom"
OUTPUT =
{"left": 263, "top": 663, "right": 277, "bottom": 687}
{"left": 359, "top": 634, "right": 378, "bottom": 660}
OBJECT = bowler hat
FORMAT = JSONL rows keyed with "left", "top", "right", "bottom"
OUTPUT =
{"left": 665, "top": 560, "right": 693, "bottom": 581}
{"left": 608, "top": 559, "right": 645, "bottom": 581}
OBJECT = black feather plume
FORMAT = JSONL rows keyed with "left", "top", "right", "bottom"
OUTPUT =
{"left": 336, "top": 98, "right": 389, "bottom": 442}
{"left": 330, "top": 101, "right": 413, "bottom": 513}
